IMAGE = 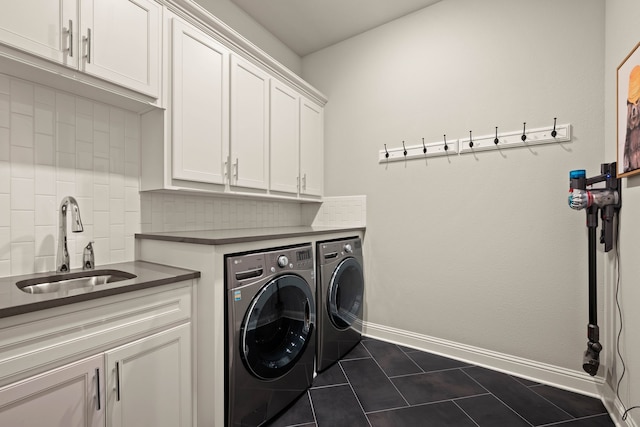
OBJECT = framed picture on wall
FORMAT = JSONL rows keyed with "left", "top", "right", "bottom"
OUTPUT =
{"left": 617, "top": 41, "right": 640, "bottom": 178}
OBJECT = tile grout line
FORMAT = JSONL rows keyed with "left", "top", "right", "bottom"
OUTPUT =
{"left": 458, "top": 367, "right": 535, "bottom": 427}
{"left": 306, "top": 389, "right": 318, "bottom": 427}
{"left": 451, "top": 399, "right": 482, "bottom": 427}
{"left": 526, "top": 385, "right": 592, "bottom": 421}
{"left": 360, "top": 342, "right": 412, "bottom": 409}
{"left": 536, "top": 413, "right": 612, "bottom": 427}
{"left": 337, "top": 357, "right": 374, "bottom": 427}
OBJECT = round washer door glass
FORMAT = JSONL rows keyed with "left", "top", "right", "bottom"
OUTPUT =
{"left": 328, "top": 257, "right": 364, "bottom": 330}
{"left": 241, "top": 274, "right": 314, "bottom": 379}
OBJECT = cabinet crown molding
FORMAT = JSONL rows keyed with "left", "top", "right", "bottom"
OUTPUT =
{"left": 165, "top": 0, "right": 327, "bottom": 106}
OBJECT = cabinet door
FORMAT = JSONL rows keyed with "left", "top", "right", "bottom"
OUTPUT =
{"left": 0, "top": 0, "right": 78, "bottom": 68}
{"left": 270, "top": 80, "right": 300, "bottom": 194}
{"left": 105, "top": 323, "right": 191, "bottom": 427}
{"left": 171, "top": 18, "right": 229, "bottom": 185}
{"left": 80, "top": 0, "right": 160, "bottom": 97}
{"left": 0, "top": 355, "right": 104, "bottom": 427}
{"left": 299, "top": 98, "right": 324, "bottom": 197}
{"left": 230, "top": 55, "right": 270, "bottom": 190}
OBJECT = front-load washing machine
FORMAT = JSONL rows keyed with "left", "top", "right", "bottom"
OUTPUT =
{"left": 316, "top": 237, "right": 364, "bottom": 372}
{"left": 225, "top": 244, "right": 315, "bottom": 426}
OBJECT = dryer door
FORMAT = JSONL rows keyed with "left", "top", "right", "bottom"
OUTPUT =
{"left": 328, "top": 257, "right": 364, "bottom": 330}
{"left": 240, "top": 274, "right": 315, "bottom": 379}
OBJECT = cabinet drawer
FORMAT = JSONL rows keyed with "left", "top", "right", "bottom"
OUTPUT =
{"left": 0, "top": 282, "right": 191, "bottom": 386}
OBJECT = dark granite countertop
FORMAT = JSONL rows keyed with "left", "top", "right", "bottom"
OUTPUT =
{"left": 135, "top": 225, "right": 365, "bottom": 245}
{"left": 0, "top": 261, "right": 200, "bottom": 319}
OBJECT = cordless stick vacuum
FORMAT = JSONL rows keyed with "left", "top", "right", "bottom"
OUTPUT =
{"left": 568, "top": 162, "right": 621, "bottom": 376}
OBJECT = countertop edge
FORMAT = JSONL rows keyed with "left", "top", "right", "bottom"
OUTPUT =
{"left": 135, "top": 226, "right": 366, "bottom": 245}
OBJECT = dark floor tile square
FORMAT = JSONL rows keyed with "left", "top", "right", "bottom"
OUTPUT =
{"left": 407, "top": 350, "right": 472, "bottom": 372}
{"left": 550, "top": 414, "right": 616, "bottom": 426}
{"left": 367, "top": 401, "right": 477, "bottom": 427}
{"left": 340, "top": 358, "right": 408, "bottom": 412}
{"left": 455, "top": 394, "right": 530, "bottom": 426}
{"left": 309, "top": 385, "right": 369, "bottom": 427}
{"left": 362, "top": 339, "right": 423, "bottom": 377}
{"left": 463, "top": 367, "right": 573, "bottom": 426}
{"left": 267, "top": 391, "right": 315, "bottom": 427}
{"left": 530, "top": 385, "right": 609, "bottom": 418}
{"left": 312, "top": 362, "right": 348, "bottom": 388}
{"left": 340, "top": 341, "right": 371, "bottom": 360}
{"left": 391, "top": 369, "right": 487, "bottom": 405}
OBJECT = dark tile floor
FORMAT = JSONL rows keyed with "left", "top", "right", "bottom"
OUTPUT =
{"left": 267, "top": 337, "right": 615, "bottom": 427}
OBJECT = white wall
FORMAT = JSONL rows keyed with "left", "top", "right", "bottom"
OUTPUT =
{"left": 303, "top": 0, "right": 606, "bottom": 385}
{"left": 604, "top": 0, "right": 640, "bottom": 424}
{"left": 193, "top": 0, "right": 302, "bottom": 75}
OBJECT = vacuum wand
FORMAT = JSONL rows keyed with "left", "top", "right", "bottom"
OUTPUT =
{"left": 568, "top": 162, "right": 620, "bottom": 376}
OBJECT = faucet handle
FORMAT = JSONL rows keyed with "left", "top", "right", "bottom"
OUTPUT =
{"left": 83, "top": 241, "right": 95, "bottom": 270}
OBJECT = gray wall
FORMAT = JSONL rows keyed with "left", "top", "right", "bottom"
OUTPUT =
{"left": 303, "top": 0, "right": 605, "bottom": 376}
{"left": 605, "top": 0, "right": 640, "bottom": 423}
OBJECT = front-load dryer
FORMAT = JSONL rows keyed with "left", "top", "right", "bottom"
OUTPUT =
{"left": 225, "top": 244, "right": 315, "bottom": 426}
{"left": 316, "top": 237, "right": 364, "bottom": 372}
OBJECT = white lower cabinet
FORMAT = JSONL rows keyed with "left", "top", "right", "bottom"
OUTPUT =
{"left": 105, "top": 324, "right": 191, "bottom": 427}
{"left": 0, "top": 283, "right": 193, "bottom": 427}
{"left": 0, "top": 324, "right": 191, "bottom": 427}
{"left": 0, "top": 354, "right": 104, "bottom": 427}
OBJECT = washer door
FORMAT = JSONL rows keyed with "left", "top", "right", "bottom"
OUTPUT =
{"left": 328, "top": 257, "right": 364, "bottom": 330}
{"left": 241, "top": 274, "right": 314, "bottom": 380}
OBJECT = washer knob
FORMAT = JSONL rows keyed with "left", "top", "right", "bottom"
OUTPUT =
{"left": 344, "top": 244, "right": 353, "bottom": 253}
{"left": 277, "top": 255, "right": 289, "bottom": 268}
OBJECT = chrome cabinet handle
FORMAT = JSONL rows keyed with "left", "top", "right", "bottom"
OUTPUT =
{"left": 115, "top": 361, "right": 120, "bottom": 401}
{"left": 302, "top": 173, "right": 307, "bottom": 191}
{"left": 66, "top": 20, "right": 73, "bottom": 57}
{"left": 84, "top": 28, "right": 92, "bottom": 63}
{"left": 95, "top": 368, "right": 101, "bottom": 410}
{"left": 233, "top": 158, "right": 238, "bottom": 180}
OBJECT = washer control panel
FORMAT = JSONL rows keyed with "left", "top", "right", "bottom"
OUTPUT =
{"left": 227, "top": 244, "right": 313, "bottom": 287}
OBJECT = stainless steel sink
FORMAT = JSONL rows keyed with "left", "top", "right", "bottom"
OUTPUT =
{"left": 16, "top": 270, "right": 137, "bottom": 294}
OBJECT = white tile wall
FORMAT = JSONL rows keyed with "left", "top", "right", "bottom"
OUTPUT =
{"left": 140, "top": 193, "right": 304, "bottom": 233}
{"left": 302, "top": 195, "right": 367, "bottom": 227}
{"left": 0, "top": 75, "right": 141, "bottom": 277}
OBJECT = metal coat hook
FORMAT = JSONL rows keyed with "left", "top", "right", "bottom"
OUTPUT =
{"left": 443, "top": 134, "right": 449, "bottom": 151}
{"left": 422, "top": 138, "right": 427, "bottom": 154}
{"left": 469, "top": 130, "right": 474, "bottom": 148}
{"left": 521, "top": 122, "right": 527, "bottom": 142}
{"left": 551, "top": 118, "right": 557, "bottom": 138}
{"left": 402, "top": 141, "right": 407, "bottom": 156}
{"left": 494, "top": 127, "right": 499, "bottom": 145}
{"left": 384, "top": 144, "right": 389, "bottom": 158}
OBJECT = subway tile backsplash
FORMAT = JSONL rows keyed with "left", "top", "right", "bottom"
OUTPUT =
{"left": 0, "top": 75, "right": 141, "bottom": 277}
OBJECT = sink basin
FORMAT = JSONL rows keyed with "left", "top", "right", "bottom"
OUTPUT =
{"left": 16, "top": 270, "right": 137, "bottom": 294}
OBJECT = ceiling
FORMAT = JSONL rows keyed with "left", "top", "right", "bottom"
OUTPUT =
{"left": 228, "top": 0, "right": 442, "bottom": 56}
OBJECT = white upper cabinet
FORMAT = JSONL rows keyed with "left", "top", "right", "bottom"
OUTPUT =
{"left": 230, "top": 55, "right": 270, "bottom": 190}
{"left": 0, "top": 0, "right": 78, "bottom": 68}
{"left": 81, "top": 0, "right": 161, "bottom": 97}
{"left": 270, "top": 79, "right": 300, "bottom": 195}
{"left": 171, "top": 17, "right": 229, "bottom": 185}
{"left": 0, "top": 0, "right": 161, "bottom": 98}
{"left": 299, "top": 97, "right": 324, "bottom": 197}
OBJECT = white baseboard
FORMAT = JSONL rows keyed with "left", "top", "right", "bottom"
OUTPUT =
{"left": 362, "top": 321, "right": 604, "bottom": 398}
{"left": 601, "top": 380, "right": 639, "bottom": 427}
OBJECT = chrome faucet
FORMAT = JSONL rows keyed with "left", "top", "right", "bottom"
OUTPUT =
{"left": 56, "top": 196, "right": 84, "bottom": 272}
